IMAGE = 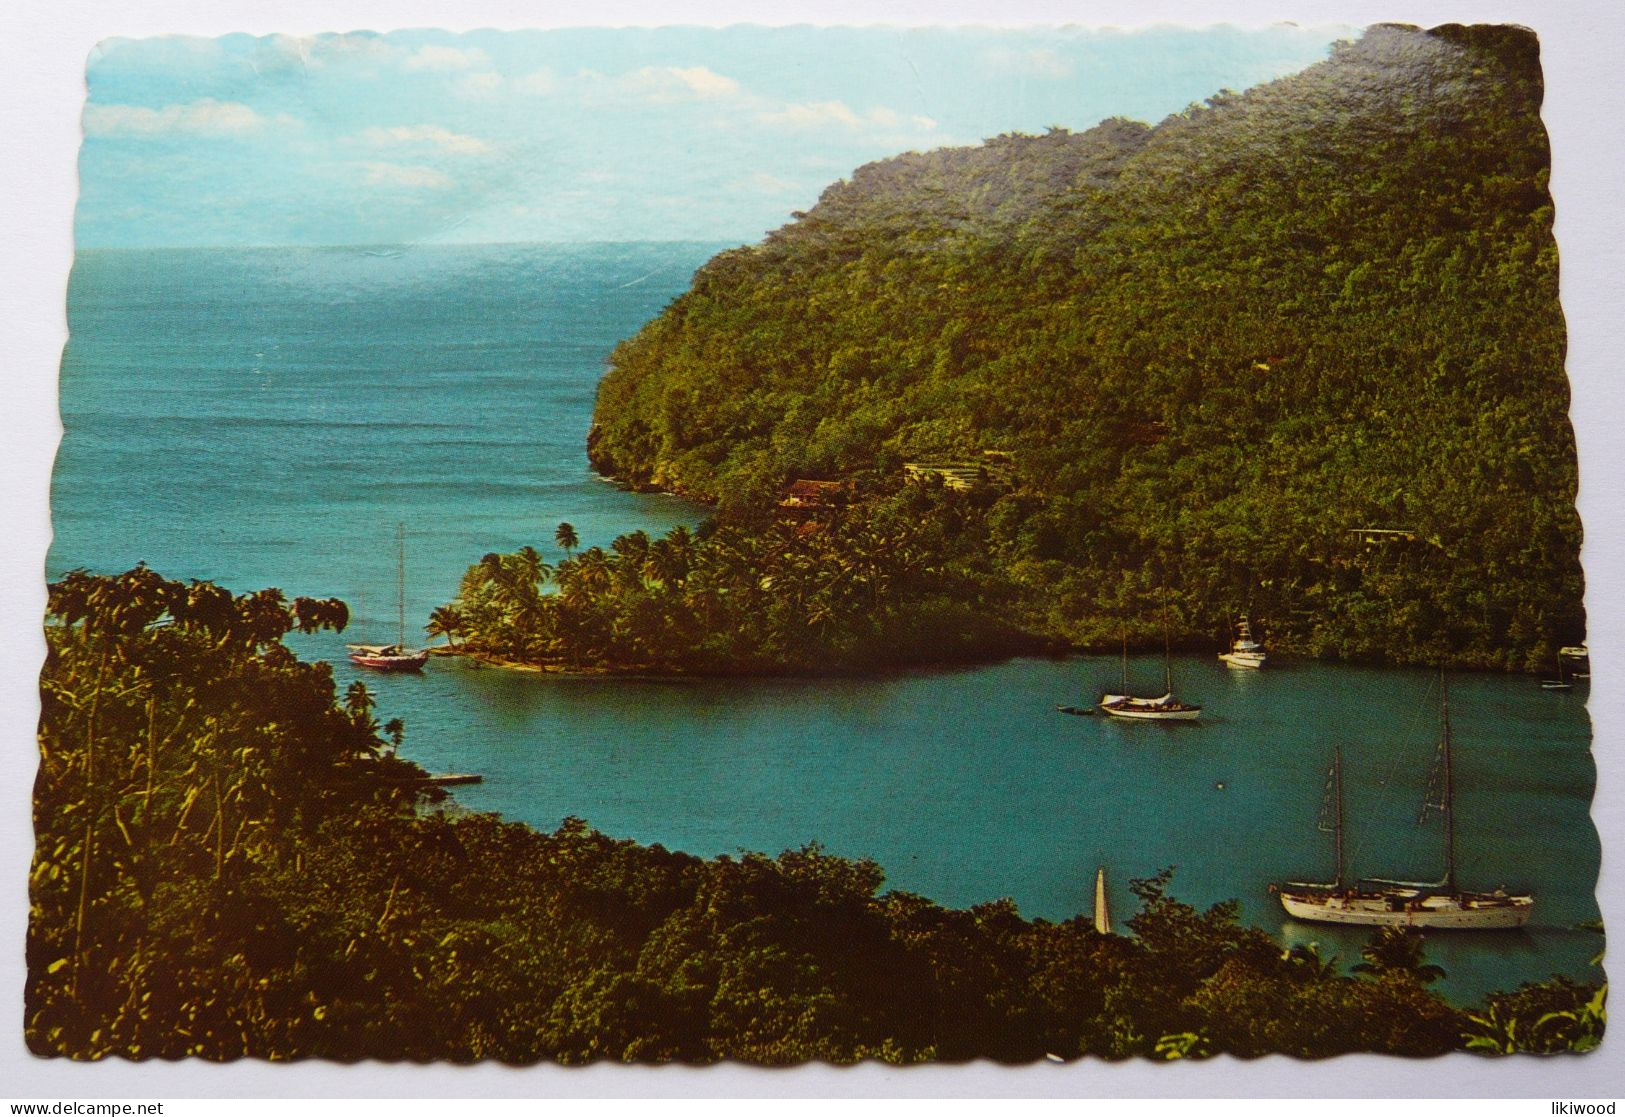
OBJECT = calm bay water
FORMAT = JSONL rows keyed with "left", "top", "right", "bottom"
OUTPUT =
{"left": 53, "top": 244, "right": 1601, "bottom": 1005}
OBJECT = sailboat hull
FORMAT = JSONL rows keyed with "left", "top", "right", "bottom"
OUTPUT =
{"left": 347, "top": 644, "right": 429, "bottom": 671}
{"left": 349, "top": 525, "right": 428, "bottom": 672}
{"left": 1278, "top": 889, "right": 1533, "bottom": 929}
{"left": 1219, "top": 651, "right": 1266, "bottom": 669}
{"left": 1099, "top": 693, "right": 1202, "bottom": 720}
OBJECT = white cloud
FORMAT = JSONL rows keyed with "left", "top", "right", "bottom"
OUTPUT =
{"left": 729, "top": 172, "right": 800, "bottom": 195}
{"left": 514, "top": 68, "right": 559, "bottom": 96}
{"left": 757, "top": 100, "right": 859, "bottom": 129}
{"left": 454, "top": 72, "right": 505, "bottom": 100}
{"left": 664, "top": 66, "right": 741, "bottom": 98}
{"left": 755, "top": 100, "right": 937, "bottom": 135}
{"left": 309, "top": 33, "right": 399, "bottom": 69}
{"left": 983, "top": 47, "right": 1074, "bottom": 79}
{"left": 360, "top": 161, "right": 454, "bottom": 189}
{"left": 361, "top": 124, "right": 492, "bottom": 155}
{"left": 84, "top": 98, "right": 291, "bottom": 138}
{"left": 581, "top": 65, "right": 743, "bottom": 104}
{"left": 402, "top": 45, "right": 491, "bottom": 73}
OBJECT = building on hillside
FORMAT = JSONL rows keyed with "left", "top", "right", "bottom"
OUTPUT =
{"left": 779, "top": 479, "right": 851, "bottom": 515}
{"left": 903, "top": 452, "right": 1015, "bottom": 492}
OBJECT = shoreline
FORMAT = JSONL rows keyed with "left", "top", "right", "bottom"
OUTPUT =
{"left": 419, "top": 639, "right": 1571, "bottom": 682}
{"left": 575, "top": 468, "right": 1584, "bottom": 679}
{"left": 423, "top": 635, "right": 1067, "bottom": 681}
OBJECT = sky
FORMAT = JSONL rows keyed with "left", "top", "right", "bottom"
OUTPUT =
{"left": 76, "top": 23, "right": 1352, "bottom": 247}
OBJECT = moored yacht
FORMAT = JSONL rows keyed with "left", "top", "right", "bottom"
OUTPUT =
{"left": 1218, "top": 614, "right": 1267, "bottom": 669}
{"left": 1272, "top": 676, "right": 1533, "bottom": 930}
{"left": 1099, "top": 622, "right": 1201, "bottom": 721}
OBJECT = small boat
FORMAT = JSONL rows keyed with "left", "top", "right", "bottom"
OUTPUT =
{"left": 1541, "top": 650, "right": 1573, "bottom": 691}
{"left": 1099, "top": 623, "right": 1201, "bottom": 721}
{"left": 1093, "top": 867, "right": 1112, "bottom": 935}
{"left": 1272, "top": 675, "right": 1533, "bottom": 930}
{"left": 349, "top": 524, "right": 428, "bottom": 672}
{"left": 1218, "top": 614, "right": 1267, "bottom": 669}
{"left": 384, "top": 771, "right": 483, "bottom": 787}
{"left": 1055, "top": 704, "right": 1095, "bottom": 717}
{"left": 1559, "top": 643, "right": 1590, "bottom": 681}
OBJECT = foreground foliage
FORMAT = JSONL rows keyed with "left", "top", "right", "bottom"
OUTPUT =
{"left": 588, "top": 24, "right": 1582, "bottom": 670}
{"left": 31, "top": 571, "right": 1601, "bottom": 1061}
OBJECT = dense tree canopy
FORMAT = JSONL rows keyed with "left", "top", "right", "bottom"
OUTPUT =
{"left": 588, "top": 24, "right": 1582, "bottom": 670}
{"left": 438, "top": 496, "right": 1045, "bottom": 674}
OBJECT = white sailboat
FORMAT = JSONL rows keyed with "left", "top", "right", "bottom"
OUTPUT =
{"left": 1272, "top": 676, "right": 1533, "bottom": 930}
{"left": 1099, "top": 624, "right": 1201, "bottom": 720}
{"left": 348, "top": 523, "right": 429, "bottom": 672}
{"left": 1218, "top": 614, "right": 1267, "bottom": 669}
{"left": 1093, "top": 867, "right": 1112, "bottom": 935}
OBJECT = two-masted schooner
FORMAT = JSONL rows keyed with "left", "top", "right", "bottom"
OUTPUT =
{"left": 1272, "top": 676, "right": 1533, "bottom": 929}
{"left": 1098, "top": 625, "right": 1202, "bottom": 721}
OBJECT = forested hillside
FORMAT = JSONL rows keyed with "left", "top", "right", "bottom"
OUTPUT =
{"left": 588, "top": 24, "right": 1582, "bottom": 669}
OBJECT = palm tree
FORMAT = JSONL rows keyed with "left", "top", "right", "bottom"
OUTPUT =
{"left": 573, "top": 547, "right": 613, "bottom": 598}
{"left": 610, "top": 530, "right": 652, "bottom": 592}
{"left": 478, "top": 551, "right": 509, "bottom": 590}
{"left": 645, "top": 538, "right": 690, "bottom": 588}
{"left": 611, "top": 529, "right": 651, "bottom": 565}
{"left": 1284, "top": 941, "right": 1340, "bottom": 982}
{"left": 1352, "top": 926, "right": 1445, "bottom": 985}
{"left": 555, "top": 521, "right": 580, "bottom": 555}
{"left": 512, "top": 545, "right": 553, "bottom": 590}
{"left": 425, "top": 605, "right": 464, "bottom": 648}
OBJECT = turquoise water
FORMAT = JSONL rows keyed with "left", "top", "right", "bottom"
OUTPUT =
{"left": 53, "top": 245, "right": 1601, "bottom": 1005}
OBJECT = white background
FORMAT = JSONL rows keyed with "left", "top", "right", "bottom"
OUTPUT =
{"left": 1, "top": 0, "right": 1621, "bottom": 1100}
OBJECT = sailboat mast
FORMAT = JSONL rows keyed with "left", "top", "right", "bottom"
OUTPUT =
{"left": 1121, "top": 628, "right": 1129, "bottom": 691}
{"left": 1332, "top": 745, "right": 1345, "bottom": 890}
{"left": 1164, "top": 623, "right": 1173, "bottom": 694}
{"left": 396, "top": 522, "right": 406, "bottom": 648}
{"left": 1161, "top": 599, "right": 1173, "bottom": 694}
{"left": 1441, "top": 671, "right": 1457, "bottom": 891}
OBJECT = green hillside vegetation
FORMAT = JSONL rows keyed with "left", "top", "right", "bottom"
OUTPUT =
{"left": 31, "top": 570, "right": 1603, "bottom": 1061}
{"left": 436, "top": 496, "right": 1047, "bottom": 675}
{"left": 587, "top": 24, "right": 1582, "bottom": 671}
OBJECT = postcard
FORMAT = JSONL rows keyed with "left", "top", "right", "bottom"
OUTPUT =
{"left": 9, "top": 0, "right": 1623, "bottom": 1101}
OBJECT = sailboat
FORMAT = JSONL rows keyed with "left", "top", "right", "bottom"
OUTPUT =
{"left": 1093, "top": 867, "right": 1112, "bottom": 935}
{"left": 1218, "top": 614, "right": 1267, "bottom": 669}
{"left": 1541, "top": 650, "right": 1573, "bottom": 691}
{"left": 1559, "top": 642, "right": 1590, "bottom": 681}
{"left": 1099, "top": 623, "right": 1202, "bottom": 720}
{"left": 1272, "top": 676, "right": 1533, "bottom": 929}
{"left": 348, "top": 523, "right": 429, "bottom": 672}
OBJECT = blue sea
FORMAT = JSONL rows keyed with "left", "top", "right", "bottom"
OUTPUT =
{"left": 52, "top": 243, "right": 1602, "bottom": 1005}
